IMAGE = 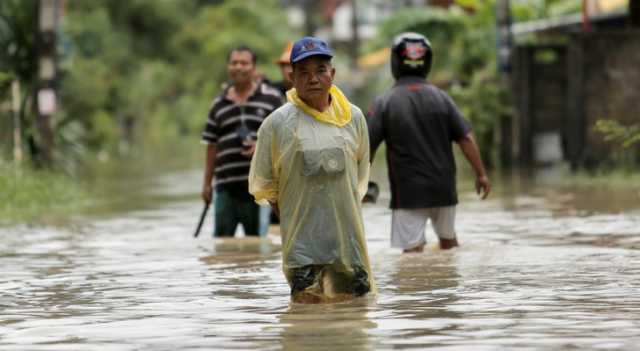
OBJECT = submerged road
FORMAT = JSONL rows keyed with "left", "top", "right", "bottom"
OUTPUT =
{"left": 1, "top": 167, "right": 640, "bottom": 350}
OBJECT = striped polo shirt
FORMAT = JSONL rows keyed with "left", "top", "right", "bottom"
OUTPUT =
{"left": 202, "top": 82, "right": 283, "bottom": 191}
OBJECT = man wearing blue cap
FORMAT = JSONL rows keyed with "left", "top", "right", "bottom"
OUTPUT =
{"left": 249, "top": 37, "right": 375, "bottom": 302}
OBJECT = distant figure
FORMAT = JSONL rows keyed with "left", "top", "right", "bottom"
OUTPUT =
{"left": 201, "top": 45, "right": 283, "bottom": 237}
{"left": 270, "top": 41, "right": 294, "bottom": 96}
{"left": 249, "top": 37, "right": 375, "bottom": 303}
{"left": 367, "top": 32, "right": 491, "bottom": 253}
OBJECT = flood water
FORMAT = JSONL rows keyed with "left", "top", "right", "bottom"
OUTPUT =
{"left": 1, "top": 161, "right": 640, "bottom": 350}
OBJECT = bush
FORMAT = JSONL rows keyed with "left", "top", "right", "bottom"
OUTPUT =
{"left": 0, "top": 163, "right": 88, "bottom": 224}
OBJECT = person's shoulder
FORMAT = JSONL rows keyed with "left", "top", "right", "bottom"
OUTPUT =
{"left": 349, "top": 104, "right": 368, "bottom": 127}
{"left": 427, "top": 84, "right": 456, "bottom": 106}
{"left": 260, "top": 103, "right": 296, "bottom": 134}
{"left": 350, "top": 103, "right": 365, "bottom": 119}
{"left": 276, "top": 102, "right": 297, "bottom": 114}
{"left": 267, "top": 102, "right": 296, "bottom": 123}
{"left": 258, "top": 82, "right": 285, "bottom": 100}
{"left": 426, "top": 83, "right": 450, "bottom": 97}
{"left": 374, "top": 85, "right": 401, "bottom": 106}
{"left": 208, "top": 89, "right": 230, "bottom": 111}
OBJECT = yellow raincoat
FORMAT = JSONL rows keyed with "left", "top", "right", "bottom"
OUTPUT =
{"left": 249, "top": 85, "right": 375, "bottom": 301}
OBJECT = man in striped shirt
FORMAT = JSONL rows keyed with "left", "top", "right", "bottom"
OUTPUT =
{"left": 201, "top": 46, "right": 284, "bottom": 237}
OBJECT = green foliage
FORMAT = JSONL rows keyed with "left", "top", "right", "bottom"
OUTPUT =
{"left": 450, "top": 67, "right": 511, "bottom": 139}
{"left": 0, "top": 0, "right": 39, "bottom": 161}
{"left": 0, "top": 0, "right": 38, "bottom": 84}
{"left": 1, "top": 0, "right": 296, "bottom": 166}
{"left": 0, "top": 163, "right": 88, "bottom": 223}
{"left": 509, "top": 0, "right": 582, "bottom": 20}
{"left": 56, "top": 0, "right": 295, "bottom": 159}
{"left": 594, "top": 119, "right": 640, "bottom": 149}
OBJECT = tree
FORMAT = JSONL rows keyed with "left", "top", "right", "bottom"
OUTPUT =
{"left": 0, "top": 0, "right": 39, "bottom": 161}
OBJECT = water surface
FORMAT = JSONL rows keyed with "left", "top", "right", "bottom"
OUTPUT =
{"left": 1, "top": 165, "right": 639, "bottom": 350}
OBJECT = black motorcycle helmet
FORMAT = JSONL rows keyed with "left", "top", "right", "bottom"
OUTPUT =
{"left": 390, "top": 32, "right": 433, "bottom": 80}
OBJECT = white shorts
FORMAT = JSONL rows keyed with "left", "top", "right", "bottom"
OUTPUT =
{"left": 391, "top": 206, "right": 457, "bottom": 249}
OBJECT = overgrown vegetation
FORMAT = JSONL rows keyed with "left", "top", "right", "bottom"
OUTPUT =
{"left": 1, "top": 0, "right": 296, "bottom": 168}
{"left": 593, "top": 119, "right": 640, "bottom": 168}
{"left": 594, "top": 120, "right": 640, "bottom": 149}
{"left": 0, "top": 163, "right": 88, "bottom": 223}
{"left": 1, "top": 0, "right": 296, "bottom": 224}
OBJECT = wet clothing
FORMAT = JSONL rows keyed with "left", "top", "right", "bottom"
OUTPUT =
{"left": 248, "top": 85, "right": 375, "bottom": 299}
{"left": 391, "top": 206, "right": 456, "bottom": 249}
{"left": 201, "top": 82, "right": 283, "bottom": 190}
{"left": 214, "top": 187, "right": 260, "bottom": 237}
{"left": 367, "top": 76, "right": 471, "bottom": 209}
{"left": 291, "top": 264, "right": 370, "bottom": 297}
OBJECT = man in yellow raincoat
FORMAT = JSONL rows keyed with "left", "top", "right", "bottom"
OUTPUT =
{"left": 248, "top": 37, "right": 375, "bottom": 303}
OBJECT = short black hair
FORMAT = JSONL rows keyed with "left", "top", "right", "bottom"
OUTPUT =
{"left": 227, "top": 45, "right": 257, "bottom": 65}
{"left": 291, "top": 55, "right": 332, "bottom": 71}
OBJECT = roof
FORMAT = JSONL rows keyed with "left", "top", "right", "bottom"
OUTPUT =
{"left": 512, "top": 8, "right": 628, "bottom": 36}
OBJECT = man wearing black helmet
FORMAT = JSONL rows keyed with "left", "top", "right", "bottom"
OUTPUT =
{"left": 367, "top": 32, "right": 491, "bottom": 253}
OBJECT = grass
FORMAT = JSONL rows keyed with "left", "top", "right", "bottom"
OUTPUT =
{"left": 0, "top": 162, "right": 88, "bottom": 225}
{"left": 561, "top": 166, "right": 640, "bottom": 187}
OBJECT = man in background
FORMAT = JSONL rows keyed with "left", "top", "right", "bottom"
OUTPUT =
{"left": 367, "top": 32, "right": 491, "bottom": 253}
{"left": 201, "top": 45, "right": 283, "bottom": 237}
{"left": 270, "top": 42, "right": 293, "bottom": 96}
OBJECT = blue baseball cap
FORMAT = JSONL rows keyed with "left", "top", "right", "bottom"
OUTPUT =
{"left": 290, "top": 37, "right": 333, "bottom": 64}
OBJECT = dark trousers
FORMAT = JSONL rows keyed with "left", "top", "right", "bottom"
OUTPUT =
{"left": 214, "top": 188, "right": 260, "bottom": 237}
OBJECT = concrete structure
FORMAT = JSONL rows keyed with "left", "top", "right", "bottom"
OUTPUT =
{"left": 510, "top": 5, "right": 640, "bottom": 168}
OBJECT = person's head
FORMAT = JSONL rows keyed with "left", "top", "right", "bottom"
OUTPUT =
{"left": 276, "top": 42, "right": 294, "bottom": 88}
{"left": 390, "top": 32, "right": 433, "bottom": 80}
{"left": 227, "top": 45, "right": 257, "bottom": 86}
{"left": 289, "top": 37, "right": 335, "bottom": 102}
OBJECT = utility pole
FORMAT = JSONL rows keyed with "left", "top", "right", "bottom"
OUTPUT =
{"left": 301, "top": 0, "right": 317, "bottom": 36}
{"left": 581, "top": 0, "right": 591, "bottom": 32}
{"left": 37, "top": 0, "right": 59, "bottom": 165}
{"left": 12, "top": 80, "right": 23, "bottom": 163}
{"left": 497, "top": 0, "right": 513, "bottom": 167}
{"left": 349, "top": 0, "right": 360, "bottom": 69}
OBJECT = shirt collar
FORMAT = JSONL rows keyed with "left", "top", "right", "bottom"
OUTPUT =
{"left": 394, "top": 76, "right": 426, "bottom": 86}
{"left": 221, "top": 82, "right": 264, "bottom": 103}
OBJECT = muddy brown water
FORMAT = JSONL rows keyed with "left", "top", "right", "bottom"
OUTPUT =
{"left": 1, "top": 165, "right": 639, "bottom": 350}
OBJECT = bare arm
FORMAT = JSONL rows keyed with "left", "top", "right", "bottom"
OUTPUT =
{"left": 457, "top": 133, "right": 491, "bottom": 199}
{"left": 201, "top": 144, "right": 217, "bottom": 204}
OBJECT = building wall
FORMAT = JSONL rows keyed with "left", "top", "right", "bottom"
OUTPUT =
{"left": 513, "top": 45, "right": 567, "bottom": 165}
{"left": 572, "top": 30, "right": 640, "bottom": 166}
{"left": 514, "top": 30, "right": 640, "bottom": 168}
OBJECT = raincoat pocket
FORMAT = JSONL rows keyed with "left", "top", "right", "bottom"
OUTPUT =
{"left": 320, "top": 148, "right": 345, "bottom": 174}
{"left": 301, "top": 148, "right": 346, "bottom": 176}
{"left": 301, "top": 149, "right": 322, "bottom": 176}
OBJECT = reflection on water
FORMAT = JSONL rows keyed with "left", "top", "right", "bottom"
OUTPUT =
{"left": 1, "top": 166, "right": 640, "bottom": 350}
{"left": 276, "top": 300, "right": 377, "bottom": 351}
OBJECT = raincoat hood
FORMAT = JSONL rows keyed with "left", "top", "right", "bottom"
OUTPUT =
{"left": 286, "top": 85, "right": 352, "bottom": 127}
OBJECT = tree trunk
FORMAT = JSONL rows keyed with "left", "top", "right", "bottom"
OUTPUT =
{"left": 11, "top": 80, "right": 23, "bottom": 163}
{"left": 349, "top": 0, "right": 360, "bottom": 69}
{"left": 37, "top": 0, "right": 59, "bottom": 165}
{"left": 302, "top": 0, "right": 317, "bottom": 36}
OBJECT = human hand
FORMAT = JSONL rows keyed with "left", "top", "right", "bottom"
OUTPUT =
{"left": 202, "top": 183, "right": 213, "bottom": 204}
{"left": 475, "top": 175, "right": 491, "bottom": 199}
{"left": 241, "top": 139, "right": 256, "bottom": 158}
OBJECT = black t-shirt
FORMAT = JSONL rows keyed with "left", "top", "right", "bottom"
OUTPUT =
{"left": 367, "top": 76, "right": 471, "bottom": 209}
